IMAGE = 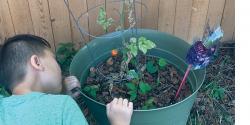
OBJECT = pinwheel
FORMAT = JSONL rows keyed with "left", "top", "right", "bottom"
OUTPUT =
{"left": 175, "top": 26, "right": 224, "bottom": 99}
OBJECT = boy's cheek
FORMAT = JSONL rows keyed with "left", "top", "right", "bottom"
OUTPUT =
{"left": 53, "top": 59, "right": 62, "bottom": 75}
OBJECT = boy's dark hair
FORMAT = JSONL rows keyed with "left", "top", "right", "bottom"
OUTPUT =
{"left": 0, "top": 34, "right": 51, "bottom": 92}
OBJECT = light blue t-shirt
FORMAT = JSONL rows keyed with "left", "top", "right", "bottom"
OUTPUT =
{"left": 0, "top": 92, "right": 88, "bottom": 125}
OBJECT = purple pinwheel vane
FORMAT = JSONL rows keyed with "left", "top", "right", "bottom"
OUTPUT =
{"left": 175, "top": 26, "right": 224, "bottom": 99}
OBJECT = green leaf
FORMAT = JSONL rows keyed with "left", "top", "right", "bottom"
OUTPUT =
{"left": 141, "top": 106, "right": 148, "bottom": 110}
{"left": 90, "top": 89, "right": 97, "bottom": 98}
{"left": 145, "top": 97, "right": 154, "bottom": 105}
{"left": 158, "top": 58, "right": 168, "bottom": 68}
{"left": 207, "top": 82, "right": 226, "bottom": 100}
{"left": 142, "top": 97, "right": 155, "bottom": 110}
{"left": 83, "top": 86, "right": 91, "bottom": 92}
{"left": 127, "top": 70, "right": 139, "bottom": 79}
{"left": 146, "top": 61, "right": 157, "bottom": 74}
{"left": 138, "top": 37, "right": 156, "bottom": 54}
{"left": 139, "top": 82, "right": 152, "bottom": 94}
{"left": 127, "top": 43, "right": 138, "bottom": 57}
{"left": 126, "top": 82, "right": 137, "bottom": 91}
{"left": 83, "top": 85, "right": 99, "bottom": 98}
{"left": 122, "top": 50, "right": 129, "bottom": 62}
{"left": 91, "top": 85, "right": 100, "bottom": 90}
{"left": 97, "top": 6, "right": 114, "bottom": 31}
{"left": 56, "top": 42, "right": 77, "bottom": 75}
{"left": 129, "top": 37, "right": 137, "bottom": 43}
{"left": 128, "top": 91, "right": 137, "bottom": 101}
{"left": 212, "top": 87, "right": 225, "bottom": 100}
{"left": 130, "top": 58, "right": 137, "bottom": 66}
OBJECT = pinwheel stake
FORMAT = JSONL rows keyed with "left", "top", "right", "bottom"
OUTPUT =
{"left": 175, "top": 26, "right": 224, "bottom": 99}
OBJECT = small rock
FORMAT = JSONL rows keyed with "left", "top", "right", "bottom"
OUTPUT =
{"left": 102, "top": 92, "right": 109, "bottom": 96}
{"left": 89, "top": 67, "right": 96, "bottom": 77}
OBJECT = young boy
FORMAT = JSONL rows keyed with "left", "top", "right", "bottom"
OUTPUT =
{"left": 0, "top": 34, "right": 133, "bottom": 125}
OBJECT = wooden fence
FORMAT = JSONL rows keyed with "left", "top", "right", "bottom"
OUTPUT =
{"left": 0, "top": 0, "right": 235, "bottom": 51}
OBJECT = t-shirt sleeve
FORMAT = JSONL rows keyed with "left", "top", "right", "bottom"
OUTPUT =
{"left": 62, "top": 96, "right": 88, "bottom": 125}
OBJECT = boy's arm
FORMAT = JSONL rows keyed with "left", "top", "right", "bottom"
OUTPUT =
{"left": 62, "top": 96, "right": 89, "bottom": 125}
{"left": 63, "top": 76, "right": 134, "bottom": 125}
{"left": 62, "top": 76, "right": 88, "bottom": 125}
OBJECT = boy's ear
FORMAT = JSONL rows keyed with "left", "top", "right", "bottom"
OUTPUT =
{"left": 30, "top": 55, "right": 44, "bottom": 71}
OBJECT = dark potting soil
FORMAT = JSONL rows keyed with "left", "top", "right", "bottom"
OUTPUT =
{"left": 84, "top": 54, "right": 192, "bottom": 109}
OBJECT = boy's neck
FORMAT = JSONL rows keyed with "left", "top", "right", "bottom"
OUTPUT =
{"left": 12, "top": 87, "right": 33, "bottom": 95}
{"left": 12, "top": 82, "right": 40, "bottom": 95}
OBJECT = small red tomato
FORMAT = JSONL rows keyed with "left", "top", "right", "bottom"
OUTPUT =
{"left": 111, "top": 49, "right": 118, "bottom": 57}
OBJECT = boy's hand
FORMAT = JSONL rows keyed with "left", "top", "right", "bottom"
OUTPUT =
{"left": 106, "top": 98, "right": 133, "bottom": 125}
{"left": 63, "top": 76, "right": 81, "bottom": 99}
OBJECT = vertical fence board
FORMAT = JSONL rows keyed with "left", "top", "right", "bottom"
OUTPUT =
{"left": 206, "top": 0, "right": 225, "bottom": 28}
{"left": 174, "top": 0, "right": 193, "bottom": 41}
{"left": 188, "top": 0, "right": 210, "bottom": 43}
{"left": 8, "top": 0, "right": 34, "bottom": 34}
{"left": 68, "top": 0, "right": 89, "bottom": 48}
{"left": 28, "top": 0, "right": 55, "bottom": 51}
{"left": 0, "top": 14, "right": 4, "bottom": 43}
{"left": 221, "top": 0, "right": 235, "bottom": 42}
{"left": 232, "top": 31, "right": 235, "bottom": 41}
{"left": 158, "top": 0, "right": 176, "bottom": 34}
{"left": 0, "top": 0, "right": 15, "bottom": 44}
{"left": 48, "top": 0, "right": 72, "bottom": 46}
{"left": 0, "top": 3, "right": 5, "bottom": 43}
{"left": 141, "top": 0, "right": 160, "bottom": 29}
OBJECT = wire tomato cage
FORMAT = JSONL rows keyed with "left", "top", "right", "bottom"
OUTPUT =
{"left": 63, "top": 0, "right": 149, "bottom": 82}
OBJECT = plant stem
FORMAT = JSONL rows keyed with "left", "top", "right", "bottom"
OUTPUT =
{"left": 120, "top": 0, "right": 126, "bottom": 46}
{"left": 120, "top": 0, "right": 125, "bottom": 31}
{"left": 132, "top": 0, "right": 137, "bottom": 35}
{"left": 175, "top": 64, "right": 192, "bottom": 99}
{"left": 104, "top": 0, "right": 108, "bottom": 33}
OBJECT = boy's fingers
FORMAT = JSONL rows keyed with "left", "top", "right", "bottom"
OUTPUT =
{"left": 112, "top": 98, "right": 118, "bottom": 105}
{"left": 128, "top": 102, "right": 133, "bottom": 109}
{"left": 65, "top": 79, "right": 76, "bottom": 83}
{"left": 118, "top": 98, "right": 123, "bottom": 105}
{"left": 64, "top": 76, "right": 81, "bottom": 88}
{"left": 123, "top": 99, "right": 128, "bottom": 107}
{"left": 64, "top": 76, "right": 76, "bottom": 81}
{"left": 65, "top": 78, "right": 79, "bottom": 84}
{"left": 66, "top": 76, "right": 77, "bottom": 79}
{"left": 64, "top": 76, "right": 79, "bottom": 82}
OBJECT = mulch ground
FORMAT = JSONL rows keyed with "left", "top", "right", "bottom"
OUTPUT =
{"left": 187, "top": 43, "right": 235, "bottom": 125}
